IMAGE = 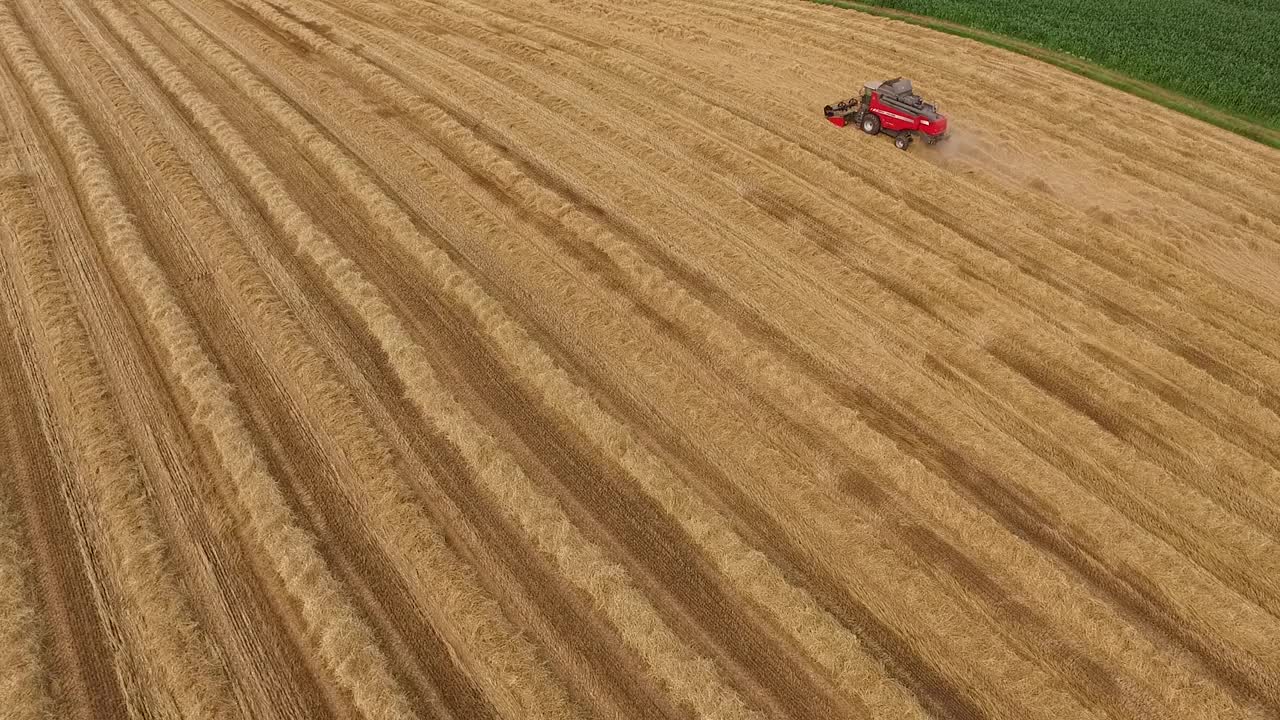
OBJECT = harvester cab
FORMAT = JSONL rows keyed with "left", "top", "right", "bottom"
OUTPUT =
{"left": 824, "top": 77, "right": 949, "bottom": 150}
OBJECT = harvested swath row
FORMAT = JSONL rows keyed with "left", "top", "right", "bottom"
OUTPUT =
{"left": 129, "top": 1, "right": 766, "bottom": 718}
{"left": 0, "top": 116, "right": 52, "bottom": 720}
{"left": 0, "top": 9, "right": 244, "bottom": 718}
{"left": 0, "top": 4, "right": 432, "bottom": 720}
{"left": 0, "top": 303, "right": 53, "bottom": 720}
{"left": 249, "top": 0, "right": 1280, "bottom": 707}
{"left": 317, "top": 0, "right": 1280, "bottom": 632}
{"left": 0, "top": 191, "right": 133, "bottom": 720}
{"left": 192, "top": 2, "right": 1162, "bottom": 712}
{"left": 61, "top": 2, "right": 581, "bottom": 718}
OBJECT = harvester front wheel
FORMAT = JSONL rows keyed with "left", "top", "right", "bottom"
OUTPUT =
{"left": 861, "top": 114, "right": 880, "bottom": 135}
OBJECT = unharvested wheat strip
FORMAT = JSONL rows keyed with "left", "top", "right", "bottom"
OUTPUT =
{"left": 121, "top": 2, "right": 762, "bottom": 718}
{"left": 1, "top": 4, "right": 426, "bottom": 719}
{"left": 0, "top": 12, "right": 244, "bottom": 718}
{"left": 247, "top": 1, "right": 1280, "bottom": 707}
{"left": 71, "top": 3, "right": 582, "bottom": 717}
{"left": 171, "top": 5, "right": 1100, "bottom": 717}
{"left": 0, "top": 331, "right": 53, "bottom": 720}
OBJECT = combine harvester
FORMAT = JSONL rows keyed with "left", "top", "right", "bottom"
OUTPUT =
{"left": 824, "top": 77, "right": 949, "bottom": 150}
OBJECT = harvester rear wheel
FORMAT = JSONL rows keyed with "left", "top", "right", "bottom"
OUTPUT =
{"left": 895, "top": 134, "right": 912, "bottom": 150}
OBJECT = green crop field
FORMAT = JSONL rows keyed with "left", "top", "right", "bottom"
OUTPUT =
{"left": 818, "top": 0, "right": 1280, "bottom": 131}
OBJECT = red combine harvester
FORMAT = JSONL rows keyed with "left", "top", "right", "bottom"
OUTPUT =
{"left": 824, "top": 77, "right": 948, "bottom": 150}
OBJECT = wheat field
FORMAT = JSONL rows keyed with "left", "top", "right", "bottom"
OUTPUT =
{"left": 2, "top": 0, "right": 1279, "bottom": 718}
